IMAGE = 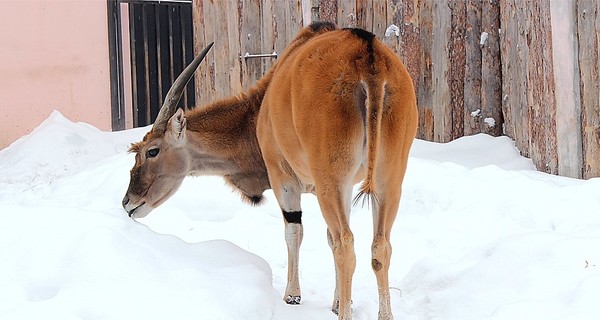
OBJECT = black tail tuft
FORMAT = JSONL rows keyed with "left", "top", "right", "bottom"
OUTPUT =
{"left": 352, "top": 185, "right": 380, "bottom": 209}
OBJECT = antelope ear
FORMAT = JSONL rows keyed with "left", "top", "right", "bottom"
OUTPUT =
{"left": 168, "top": 108, "right": 187, "bottom": 143}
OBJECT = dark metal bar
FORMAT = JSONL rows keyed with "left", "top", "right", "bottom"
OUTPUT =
{"left": 158, "top": 5, "right": 172, "bottom": 110}
{"left": 107, "top": 0, "right": 126, "bottom": 131}
{"left": 141, "top": 4, "right": 152, "bottom": 125}
{"left": 181, "top": 3, "right": 194, "bottom": 108}
{"left": 168, "top": 6, "right": 175, "bottom": 86}
{"left": 132, "top": 3, "right": 149, "bottom": 127}
{"left": 129, "top": 3, "right": 139, "bottom": 127}
{"left": 156, "top": 4, "right": 163, "bottom": 107}
{"left": 146, "top": 4, "right": 159, "bottom": 123}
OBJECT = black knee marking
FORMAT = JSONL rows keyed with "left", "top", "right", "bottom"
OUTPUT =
{"left": 283, "top": 211, "right": 302, "bottom": 224}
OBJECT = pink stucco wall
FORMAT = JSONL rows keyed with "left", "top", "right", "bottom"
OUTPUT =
{"left": 0, "top": 0, "right": 112, "bottom": 149}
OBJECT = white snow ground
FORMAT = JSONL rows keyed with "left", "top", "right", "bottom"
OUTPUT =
{"left": 1, "top": 111, "right": 599, "bottom": 319}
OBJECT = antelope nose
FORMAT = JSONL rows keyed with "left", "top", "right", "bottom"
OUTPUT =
{"left": 122, "top": 196, "right": 129, "bottom": 209}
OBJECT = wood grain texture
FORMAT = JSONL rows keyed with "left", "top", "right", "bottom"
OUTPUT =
{"left": 464, "top": 0, "right": 481, "bottom": 136}
{"left": 578, "top": 0, "right": 600, "bottom": 179}
{"left": 481, "top": 0, "right": 502, "bottom": 137}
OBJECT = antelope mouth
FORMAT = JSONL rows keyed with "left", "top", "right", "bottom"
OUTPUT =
{"left": 127, "top": 202, "right": 146, "bottom": 218}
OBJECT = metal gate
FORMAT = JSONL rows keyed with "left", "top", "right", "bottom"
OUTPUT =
{"left": 108, "top": 0, "right": 195, "bottom": 130}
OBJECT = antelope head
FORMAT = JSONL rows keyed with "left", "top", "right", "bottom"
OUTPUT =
{"left": 122, "top": 43, "right": 213, "bottom": 218}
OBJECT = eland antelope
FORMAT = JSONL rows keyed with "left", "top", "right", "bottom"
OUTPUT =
{"left": 122, "top": 21, "right": 417, "bottom": 320}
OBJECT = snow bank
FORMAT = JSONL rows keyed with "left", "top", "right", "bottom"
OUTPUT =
{"left": 0, "top": 111, "right": 146, "bottom": 200}
{"left": 0, "top": 205, "right": 275, "bottom": 320}
{"left": 410, "top": 133, "right": 535, "bottom": 170}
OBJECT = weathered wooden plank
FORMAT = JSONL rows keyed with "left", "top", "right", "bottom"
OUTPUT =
{"left": 261, "top": 0, "right": 276, "bottom": 75}
{"left": 338, "top": 0, "right": 357, "bottom": 27}
{"left": 356, "top": 0, "right": 374, "bottom": 31}
{"left": 383, "top": 0, "right": 401, "bottom": 53}
{"left": 449, "top": 0, "right": 466, "bottom": 140}
{"left": 481, "top": 0, "right": 502, "bottom": 136}
{"left": 192, "top": 0, "right": 212, "bottom": 105}
{"left": 393, "top": 0, "right": 421, "bottom": 101}
{"left": 273, "top": 0, "right": 290, "bottom": 66}
{"left": 526, "top": 0, "right": 558, "bottom": 175}
{"left": 500, "top": 0, "right": 530, "bottom": 157}
{"left": 431, "top": 0, "right": 452, "bottom": 142}
{"left": 240, "top": 0, "right": 263, "bottom": 90}
{"left": 269, "top": 0, "right": 304, "bottom": 81}
{"left": 578, "top": 0, "right": 600, "bottom": 179}
{"left": 225, "top": 0, "right": 243, "bottom": 95}
{"left": 191, "top": 0, "right": 205, "bottom": 104}
{"left": 514, "top": 0, "right": 531, "bottom": 159}
{"left": 371, "top": 0, "right": 387, "bottom": 38}
{"left": 417, "top": 0, "right": 434, "bottom": 141}
{"left": 550, "top": 0, "right": 582, "bottom": 178}
{"left": 288, "top": 0, "right": 304, "bottom": 31}
{"left": 211, "top": 1, "right": 234, "bottom": 100}
{"left": 464, "top": 0, "right": 481, "bottom": 135}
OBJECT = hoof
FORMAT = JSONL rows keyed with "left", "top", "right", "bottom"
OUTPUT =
{"left": 331, "top": 299, "right": 339, "bottom": 315}
{"left": 331, "top": 299, "right": 353, "bottom": 316}
{"left": 285, "top": 295, "right": 301, "bottom": 305}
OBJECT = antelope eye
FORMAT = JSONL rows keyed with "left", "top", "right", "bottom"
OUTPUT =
{"left": 147, "top": 148, "right": 160, "bottom": 158}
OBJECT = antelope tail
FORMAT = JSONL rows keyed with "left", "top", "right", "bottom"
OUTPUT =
{"left": 353, "top": 77, "right": 385, "bottom": 208}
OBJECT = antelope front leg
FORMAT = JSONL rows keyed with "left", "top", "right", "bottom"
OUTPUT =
{"left": 257, "top": 126, "right": 305, "bottom": 304}
{"left": 283, "top": 210, "right": 303, "bottom": 304}
{"left": 266, "top": 171, "right": 304, "bottom": 304}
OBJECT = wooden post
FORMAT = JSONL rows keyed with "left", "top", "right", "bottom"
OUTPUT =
{"left": 337, "top": 0, "right": 357, "bottom": 27}
{"left": 550, "top": 0, "right": 582, "bottom": 178}
{"left": 578, "top": 0, "right": 600, "bottom": 179}
{"left": 526, "top": 1, "right": 558, "bottom": 175}
{"left": 449, "top": 0, "right": 466, "bottom": 140}
{"left": 464, "top": 0, "right": 482, "bottom": 136}
{"left": 240, "top": 0, "right": 263, "bottom": 90}
{"left": 481, "top": 0, "right": 502, "bottom": 137}
{"left": 431, "top": 0, "right": 452, "bottom": 142}
{"left": 261, "top": 0, "right": 275, "bottom": 76}
{"left": 371, "top": 0, "right": 388, "bottom": 38}
{"left": 356, "top": 0, "right": 374, "bottom": 32}
{"left": 393, "top": 0, "right": 421, "bottom": 102}
{"left": 417, "top": 0, "right": 434, "bottom": 141}
{"left": 192, "top": 0, "right": 212, "bottom": 105}
{"left": 500, "top": 0, "right": 531, "bottom": 158}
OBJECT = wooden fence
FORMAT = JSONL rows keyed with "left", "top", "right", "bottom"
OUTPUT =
{"left": 191, "top": 0, "right": 599, "bottom": 179}
{"left": 500, "top": 0, "right": 599, "bottom": 179}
